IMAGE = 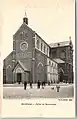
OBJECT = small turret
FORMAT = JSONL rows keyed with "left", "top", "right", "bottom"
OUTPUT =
{"left": 23, "top": 10, "right": 28, "bottom": 25}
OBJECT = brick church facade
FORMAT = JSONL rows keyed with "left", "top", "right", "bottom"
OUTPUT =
{"left": 3, "top": 13, "right": 73, "bottom": 84}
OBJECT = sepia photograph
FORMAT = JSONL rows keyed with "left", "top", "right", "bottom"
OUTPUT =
{"left": 1, "top": 0, "right": 75, "bottom": 118}
{"left": 2, "top": 0, "right": 75, "bottom": 99}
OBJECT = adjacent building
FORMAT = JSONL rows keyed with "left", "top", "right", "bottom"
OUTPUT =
{"left": 49, "top": 39, "right": 73, "bottom": 83}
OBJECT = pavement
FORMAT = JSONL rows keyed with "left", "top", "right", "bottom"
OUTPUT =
{"left": 3, "top": 83, "right": 74, "bottom": 99}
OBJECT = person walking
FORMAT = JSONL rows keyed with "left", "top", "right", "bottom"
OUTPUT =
{"left": 43, "top": 81, "right": 46, "bottom": 86}
{"left": 24, "top": 80, "right": 27, "bottom": 90}
{"left": 42, "top": 82, "right": 44, "bottom": 89}
{"left": 37, "top": 80, "right": 41, "bottom": 89}
{"left": 30, "top": 80, "right": 33, "bottom": 89}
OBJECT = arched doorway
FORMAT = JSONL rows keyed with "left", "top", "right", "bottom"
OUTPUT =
{"left": 17, "top": 73, "right": 22, "bottom": 84}
{"left": 13, "top": 61, "right": 30, "bottom": 84}
{"left": 16, "top": 67, "right": 23, "bottom": 84}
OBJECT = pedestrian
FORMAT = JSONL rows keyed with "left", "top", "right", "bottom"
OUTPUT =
{"left": 44, "top": 81, "right": 46, "bottom": 86}
{"left": 56, "top": 85, "right": 60, "bottom": 92}
{"left": 42, "top": 82, "right": 44, "bottom": 89}
{"left": 50, "top": 80, "right": 52, "bottom": 84}
{"left": 37, "top": 80, "right": 40, "bottom": 89}
{"left": 18, "top": 80, "right": 21, "bottom": 84}
{"left": 30, "top": 80, "right": 33, "bottom": 89}
{"left": 24, "top": 80, "right": 27, "bottom": 90}
{"left": 48, "top": 81, "right": 50, "bottom": 86}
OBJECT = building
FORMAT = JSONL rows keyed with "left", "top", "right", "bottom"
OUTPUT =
{"left": 49, "top": 39, "right": 73, "bottom": 83}
{"left": 3, "top": 12, "right": 73, "bottom": 84}
{"left": 3, "top": 13, "right": 59, "bottom": 84}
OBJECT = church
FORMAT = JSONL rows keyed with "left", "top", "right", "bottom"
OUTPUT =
{"left": 3, "top": 12, "right": 73, "bottom": 84}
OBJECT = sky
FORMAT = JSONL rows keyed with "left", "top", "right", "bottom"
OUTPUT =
{"left": 0, "top": 0, "right": 75, "bottom": 60}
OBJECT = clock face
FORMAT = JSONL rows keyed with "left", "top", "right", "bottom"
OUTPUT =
{"left": 20, "top": 41, "right": 28, "bottom": 51}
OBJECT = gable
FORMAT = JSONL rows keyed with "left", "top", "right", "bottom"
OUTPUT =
{"left": 13, "top": 63, "right": 24, "bottom": 73}
{"left": 13, "top": 61, "right": 30, "bottom": 73}
{"left": 13, "top": 23, "right": 36, "bottom": 58}
{"left": 13, "top": 23, "right": 35, "bottom": 39}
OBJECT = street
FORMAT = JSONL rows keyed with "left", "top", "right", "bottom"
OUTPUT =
{"left": 3, "top": 83, "right": 74, "bottom": 99}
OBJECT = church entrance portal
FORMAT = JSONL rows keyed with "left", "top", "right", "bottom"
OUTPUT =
{"left": 17, "top": 73, "right": 22, "bottom": 84}
{"left": 16, "top": 72, "right": 30, "bottom": 84}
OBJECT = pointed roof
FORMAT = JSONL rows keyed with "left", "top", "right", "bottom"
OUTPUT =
{"left": 4, "top": 51, "right": 13, "bottom": 61}
{"left": 13, "top": 23, "right": 35, "bottom": 38}
{"left": 12, "top": 60, "right": 30, "bottom": 72}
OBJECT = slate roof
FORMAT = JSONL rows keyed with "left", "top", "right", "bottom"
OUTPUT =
{"left": 53, "top": 58, "right": 65, "bottom": 64}
{"left": 49, "top": 41, "right": 70, "bottom": 48}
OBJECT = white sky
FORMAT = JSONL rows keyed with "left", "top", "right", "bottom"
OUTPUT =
{"left": 0, "top": 0, "right": 75, "bottom": 60}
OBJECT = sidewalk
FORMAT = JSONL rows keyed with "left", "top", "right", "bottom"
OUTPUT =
{"left": 3, "top": 83, "right": 73, "bottom": 87}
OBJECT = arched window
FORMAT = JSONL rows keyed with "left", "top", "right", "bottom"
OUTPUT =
{"left": 49, "top": 61, "right": 51, "bottom": 66}
{"left": 44, "top": 45, "right": 46, "bottom": 53}
{"left": 47, "top": 47, "right": 49, "bottom": 55}
{"left": 37, "top": 39, "right": 39, "bottom": 49}
{"left": 20, "top": 32, "right": 23, "bottom": 40}
{"left": 37, "top": 62, "right": 43, "bottom": 73}
{"left": 55, "top": 64, "right": 57, "bottom": 69}
{"left": 54, "top": 64, "right": 56, "bottom": 68}
{"left": 23, "top": 30, "right": 28, "bottom": 39}
{"left": 41, "top": 43, "right": 43, "bottom": 51}
{"left": 52, "top": 63, "right": 53, "bottom": 67}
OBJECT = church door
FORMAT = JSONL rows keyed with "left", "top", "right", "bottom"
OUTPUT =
{"left": 17, "top": 73, "right": 22, "bottom": 84}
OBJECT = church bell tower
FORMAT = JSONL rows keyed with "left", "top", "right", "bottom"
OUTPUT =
{"left": 23, "top": 11, "right": 28, "bottom": 25}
